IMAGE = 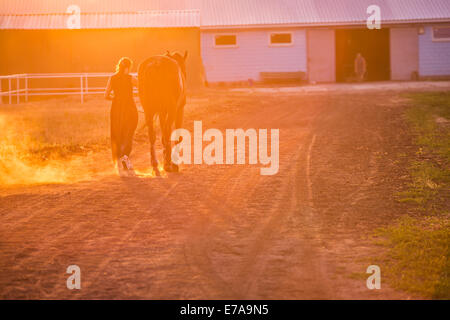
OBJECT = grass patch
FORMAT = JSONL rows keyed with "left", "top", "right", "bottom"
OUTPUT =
{"left": 377, "top": 92, "right": 449, "bottom": 298}
{"left": 375, "top": 216, "right": 449, "bottom": 299}
{"left": 0, "top": 96, "right": 113, "bottom": 185}
{"left": 398, "top": 92, "right": 450, "bottom": 209}
{"left": 405, "top": 92, "right": 450, "bottom": 161}
{"left": 396, "top": 161, "right": 449, "bottom": 208}
{"left": 0, "top": 97, "right": 111, "bottom": 163}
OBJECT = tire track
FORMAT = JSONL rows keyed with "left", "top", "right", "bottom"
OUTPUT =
{"left": 236, "top": 140, "right": 305, "bottom": 298}
{"left": 181, "top": 106, "right": 322, "bottom": 298}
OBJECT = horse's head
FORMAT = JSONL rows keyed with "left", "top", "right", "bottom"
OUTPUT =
{"left": 166, "top": 51, "right": 188, "bottom": 78}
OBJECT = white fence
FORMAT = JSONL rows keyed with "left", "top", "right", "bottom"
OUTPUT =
{"left": 0, "top": 73, "right": 138, "bottom": 104}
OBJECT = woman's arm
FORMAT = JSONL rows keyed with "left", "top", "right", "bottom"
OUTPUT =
{"left": 105, "top": 77, "right": 113, "bottom": 100}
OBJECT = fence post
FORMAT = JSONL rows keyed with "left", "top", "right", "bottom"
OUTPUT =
{"left": 80, "top": 75, "right": 84, "bottom": 103}
{"left": 25, "top": 75, "right": 28, "bottom": 102}
{"left": 8, "top": 77, "right": 12, "bottom": 104}
{"left": 16, "top": 76, "right": 20, "bottom": 104}
{"left": 85, "top": 74, "right": 88, "bottom": 94}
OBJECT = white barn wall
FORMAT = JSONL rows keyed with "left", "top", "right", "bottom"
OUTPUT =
{"left": 201, "top": 29, "right": 307, "bottom": 83}
{"left": 419, "top": 26, "right": 450, "bottom": 77}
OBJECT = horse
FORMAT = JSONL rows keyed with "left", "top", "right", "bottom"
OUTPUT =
{"left": 138, "top": 51, "right": 187, "bottom": 173}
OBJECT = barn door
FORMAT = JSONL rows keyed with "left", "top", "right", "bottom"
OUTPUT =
{"left": 307, "top": 29, "right": 336, "bottom": 83}
{"left": 390, "top": 28, "right": 419, "bottom": 80}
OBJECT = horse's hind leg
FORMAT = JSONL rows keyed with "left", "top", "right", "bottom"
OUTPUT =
{"left": 174, "top": 103, "right": 185, "bottom": 145}
{"left": 146, "top": 113, "right": 159, "bottom": 171}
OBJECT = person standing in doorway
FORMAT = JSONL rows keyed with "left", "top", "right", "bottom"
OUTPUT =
{"left": 105, "top": 57, "right": 138, "bottom": 173}
{"left": 354, "top": 53, "right": 367, "bottom": 82}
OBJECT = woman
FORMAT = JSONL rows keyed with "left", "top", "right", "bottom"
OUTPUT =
{"left": 105, "top": 57, "right": 138, "bottom": 172}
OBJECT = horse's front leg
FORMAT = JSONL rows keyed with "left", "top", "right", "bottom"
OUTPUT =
{"left": 146, "top": 113, "right": 159, "bottom": 171}
{"left": 165, "top": 101, "right": 186, "bottom": 172}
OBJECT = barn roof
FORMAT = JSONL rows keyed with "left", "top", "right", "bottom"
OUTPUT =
{"left": 0, "top": 10, "right": 201, "bottom": 29}
{"left": 200, "top": 0, "right": 450, "bottom": 28}
{"left": 0, "top": 0, "right": 201, "bottom": 14}
{"left": 0, "top": 0, "right": 449, "bottom": 30}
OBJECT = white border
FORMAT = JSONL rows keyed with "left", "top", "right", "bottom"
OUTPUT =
{"left": 213, "top": 34, "right": 238, "bottom": 48}
{"left": 268, "top": 31, "right": 294, "bottom": 47}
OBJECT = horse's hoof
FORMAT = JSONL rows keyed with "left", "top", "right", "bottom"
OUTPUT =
{"left": 164, "top": 163, "right": 179, "bottom": 173}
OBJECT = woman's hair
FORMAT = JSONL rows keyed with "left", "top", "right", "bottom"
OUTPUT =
{"left": 116, "top": 57, "right": 133, "bottom": 74}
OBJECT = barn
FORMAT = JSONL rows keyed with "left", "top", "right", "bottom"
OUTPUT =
{"left": 199, "top": 0, "right": 450, "bottom": 83}
{"left": 1, "top": 0, "right": 450, "bottom": 87}
{"left": 0, "top": 0, "right": 203, "bottom": 88}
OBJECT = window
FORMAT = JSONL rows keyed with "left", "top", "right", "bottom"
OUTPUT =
{"left": 214, "top": 34, "right": 237, "bottom": 47}
{"left": 269, "top": 32, "right": 293, "bottom": 46}
{"left": 432, "top": 27, "right": 450, "bottom": 42}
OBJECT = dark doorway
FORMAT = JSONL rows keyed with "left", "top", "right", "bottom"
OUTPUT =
{"left": 336, "top": 28, "right": 390, "bottom": 82}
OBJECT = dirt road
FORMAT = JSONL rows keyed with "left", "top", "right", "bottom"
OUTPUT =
{"left": 0, "top": 87, "right": 430, "bottom": 299}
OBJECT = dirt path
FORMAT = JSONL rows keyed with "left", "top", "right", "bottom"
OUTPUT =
{"left": 0, "top": 89, "right": 425, "bottom": 299}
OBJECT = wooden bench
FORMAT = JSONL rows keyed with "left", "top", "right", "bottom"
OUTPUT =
{"left": 260, "top": 71, "right": 306, "bottom": 83}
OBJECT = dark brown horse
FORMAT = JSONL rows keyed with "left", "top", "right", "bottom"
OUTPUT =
{"left": 138, "top": 51, "right": 187, "bottom": 173}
